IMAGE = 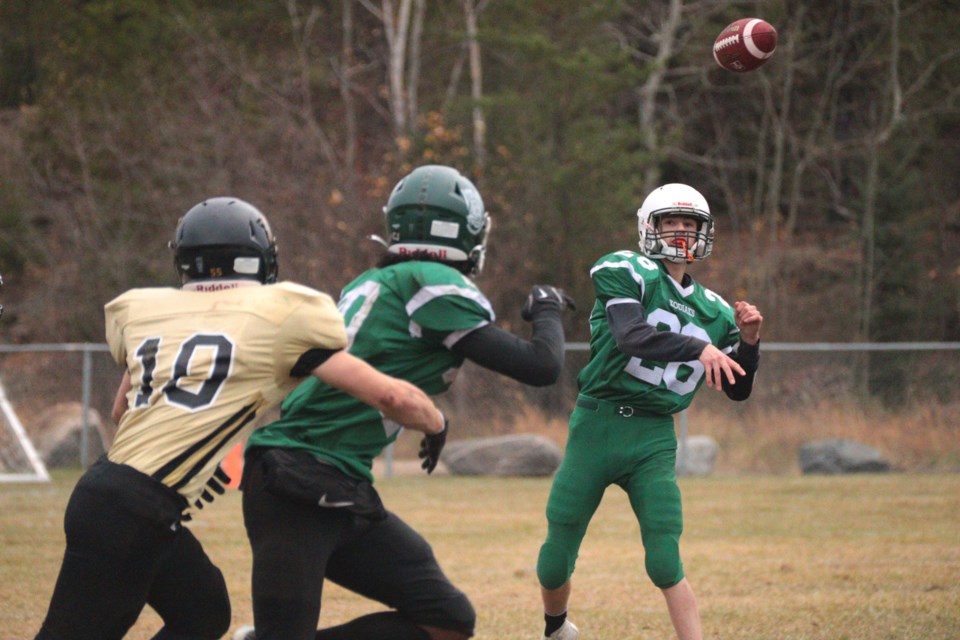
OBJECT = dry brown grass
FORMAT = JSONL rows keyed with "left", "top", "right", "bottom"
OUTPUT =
{"left": 687, "top": 399, "right": 960, "bottom": 474}
{"left": 2, "top": 468, "right": 958, "bottom": 640}
{"left": 431, "top": 398, "right": 960, "bottom": 476}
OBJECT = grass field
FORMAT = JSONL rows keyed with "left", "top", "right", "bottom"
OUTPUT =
{"left": 2, "top": 469, "right": 958, "bottom": 640}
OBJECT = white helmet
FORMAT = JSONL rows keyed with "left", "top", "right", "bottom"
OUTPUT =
{"left": 636, "top": 183, "right": 714, "bottom": 263}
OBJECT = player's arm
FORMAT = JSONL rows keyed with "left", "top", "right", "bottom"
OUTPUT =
{"left": 309, "top": 350, "right": 445, "bottom": 435}
{"left": 722, "top": 341, "right": 759, "bottom": 400}
{"left": 110, "top": 371, "right": 132, "bottom": 426}
{"left": 450, "top": 285, "right": 573, "bottom": 387}
{"left": 722, "top": 300, "right": 763, "bottom": 401}
{"left": 606, "top": 300, "right": 745, "bottom": 391}
{"left": 99, "top": 371, "right": 130, "bottom": 450}
{"left": 607, "top": 300, "right": 708, "bottom": 360}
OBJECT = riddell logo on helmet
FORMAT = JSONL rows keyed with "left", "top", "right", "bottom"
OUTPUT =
{"left": 398, "top": 247, "right": 449, "bottom": 259}
{"left": 675, "top": 201, "right": 694, "bottom": 206}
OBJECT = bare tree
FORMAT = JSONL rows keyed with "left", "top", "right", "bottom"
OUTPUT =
{"left": 639, "top": 0, "right": 681, "bottom": 194}
{"left": 463, "top": 0, "right": 489, "bottom": 173}
{"left": 285, "top": 0, "right": 343, "bottom": 181}
{"left": 337, "top": 0, "right": 359, "bottom": 191}
{"left": 358, "top": 0, "right": 417, "bottom": 144}
{"left": 406, "top": 0, "right": 426, "bottom": 130}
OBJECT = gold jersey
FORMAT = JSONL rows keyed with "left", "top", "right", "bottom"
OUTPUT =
{"left": 105, "top": 280, "right": 346, "bottom": 506}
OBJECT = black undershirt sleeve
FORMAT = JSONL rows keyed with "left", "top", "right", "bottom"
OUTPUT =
{"left": 606, "top": 301, "right": 760, "bottom": 401}
{"left": 606, "top": 302, "right": 708, "bottom": 361}
{"left": 289, "top": 347, "right": 342, "bottom": 377}
{"left": 722, "top": 340, "right": 760, "bottom": 401}
{"left": 449, "top": 308, "right": 565, "bottom": 387}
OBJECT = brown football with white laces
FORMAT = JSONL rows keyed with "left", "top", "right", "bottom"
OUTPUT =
{"left": 713, "top": 18, "right": 777, "bottom": 73}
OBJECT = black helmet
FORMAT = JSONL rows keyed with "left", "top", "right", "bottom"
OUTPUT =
{"left": 171, "top": 197, "right": 279, "bottom": 284}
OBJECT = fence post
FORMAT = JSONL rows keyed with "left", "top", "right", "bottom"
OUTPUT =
{"left": 384, "top": 442, "right": 394, "bottom": 478}
{"left": 81, "top": 346, "right": 93, "bottom": 469}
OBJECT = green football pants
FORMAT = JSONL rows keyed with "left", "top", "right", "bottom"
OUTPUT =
{"left": 537, "top": 395, "right": 685, "bottom": 590}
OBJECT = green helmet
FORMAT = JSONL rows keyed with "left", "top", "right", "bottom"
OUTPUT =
{"left": 383, "top": 165, "right": 491, "bottom": 275}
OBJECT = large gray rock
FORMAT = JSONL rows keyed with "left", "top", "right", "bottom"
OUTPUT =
{"left": 33, "top": 402, "right": 107, "bottom": 468}
{"left": 443, "top": 434, "right": 563, "bottom": 477}
{"left": 798, "top": 438, "right": 891, "bottom": 474}
{"left": 677, "top": 435, "right": 719, "bottom": 476}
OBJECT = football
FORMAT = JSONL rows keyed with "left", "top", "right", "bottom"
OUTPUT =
{"left": 713, "top": 18, "right": 777, "bottom": 73}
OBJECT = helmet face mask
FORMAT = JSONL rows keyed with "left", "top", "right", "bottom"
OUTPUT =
{"left": 637, "top": 183, "right": 714, "bottom": 263}
{"left": 383, "top": 165, "right": 490, "bottom": 276}
{"left": 170, "top": 197, "right": 279, "bottom": 284}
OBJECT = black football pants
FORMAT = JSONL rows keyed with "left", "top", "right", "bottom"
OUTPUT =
{"left": 35, "top": 457, "right": 230, "bottom": 640}
{"left": 241, "top": 453, "right": 476, "bottom": 640}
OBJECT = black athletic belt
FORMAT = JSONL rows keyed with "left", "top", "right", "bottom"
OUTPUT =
{"left": 575, "top": 395, "right": 662, "bottom": 419}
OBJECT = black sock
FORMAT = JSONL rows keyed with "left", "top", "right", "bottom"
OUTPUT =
{"left": 315, "top": 612, "right": 431, "bottom": 640}
{"left": 544, "top": 611, "right": 567, "bottom": 636}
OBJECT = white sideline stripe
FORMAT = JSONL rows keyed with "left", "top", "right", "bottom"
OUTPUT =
{"left": 0, "top": 380, "right": 51, "bottom": 482}
{"left": 744, "top": 19, "right": 775, "bottom": 60}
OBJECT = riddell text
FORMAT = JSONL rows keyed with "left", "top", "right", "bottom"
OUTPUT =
{"left": 191, "top": 282, "right": 243, "bottom": 292}
{"left": 398, "top": 247, "right": 449, "bottom": 259}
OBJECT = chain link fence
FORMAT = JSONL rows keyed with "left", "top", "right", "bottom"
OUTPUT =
{"left": 2, "top": 343, "right": 958, "bottom": 475}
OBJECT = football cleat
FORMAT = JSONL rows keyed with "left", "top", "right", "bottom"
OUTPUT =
{"left": 231, "top": 625, "right": 256, "bottom": 640}
{"left": 542, "top": 619, "right": 580, "bottom": 640}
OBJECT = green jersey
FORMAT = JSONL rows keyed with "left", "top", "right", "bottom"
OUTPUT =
{"left": 247, "top": 261, "right": 495, "bottom": 480}
{"left": 577, "top": 250, "right": 741, "bottom": 415}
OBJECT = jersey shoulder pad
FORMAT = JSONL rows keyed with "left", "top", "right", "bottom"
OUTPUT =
{"left": 405, "top": 264, "right": 494, "bottom": 331}
{"left": 406, "top": 260, "right": 473, "bottom": 286}
{"left": 590, "top": 250, "right": 660, "bottom": 281}
{"left": 588, "top": 250, "right": 660, "bottom": 300}
{"left": 271, "top": 282, "right": 347, "bottom": 351}
{"left": 264, "top": 282, "right": 340, "bottom": 324}
{"left": 272, "top": 281, "right": 336, "bottom": 303}
{"left": 693, "top": 282, "right": 737, "bottom": 326}
{"left": 697, "top": 283, "right": 734, "bottom": 311}
{"left": 105, "top": 286, "right": 174, "bottom": 313}
{"left": 103, "top": 288, "right": 174, "bottom": 358}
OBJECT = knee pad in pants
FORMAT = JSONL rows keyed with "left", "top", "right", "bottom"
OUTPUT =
{"left": 638, "top": 479, "right": 684, "bottom": 588}
{"left": 537, "top": 540, "right": 576, "bottom": 590}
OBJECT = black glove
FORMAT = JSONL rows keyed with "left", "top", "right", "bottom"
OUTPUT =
{"left": 521, "top": 285, "right": 576, "bottom": 321}
{"left": 418, "top": 418, "right": 448, "bottom": 475}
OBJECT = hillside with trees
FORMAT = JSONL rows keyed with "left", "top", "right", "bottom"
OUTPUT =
{"left": 1, "top": 0, "right": 957, "bottom": 348}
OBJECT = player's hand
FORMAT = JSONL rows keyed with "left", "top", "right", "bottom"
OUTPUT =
{"left": 418, "top": 417, "right": 448, "bottom": 474}
{"left": 521, "top": 285, "right": 576, "bottom": 321}
{"left": 734, "top": 301, "right": 763, "bottom": 345}
{"left": 699, "top": 344, "right": 746, "bottom": 391}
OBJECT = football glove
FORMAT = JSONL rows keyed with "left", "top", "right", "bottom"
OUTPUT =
{"left": 418, "top": 418, "right": 448, "bottom": 475}
{"left": 521, "top": 284, "right": 576, "bottom": 321}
